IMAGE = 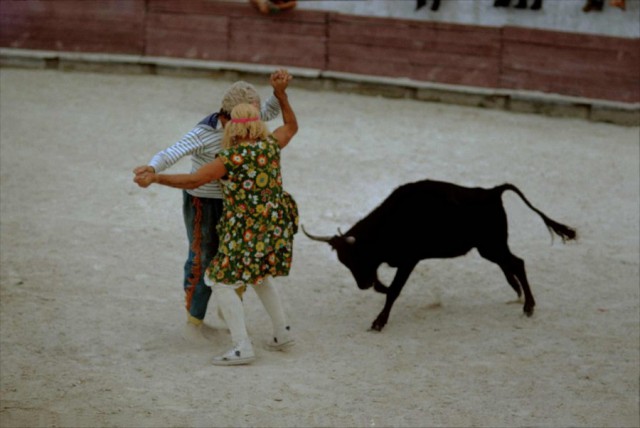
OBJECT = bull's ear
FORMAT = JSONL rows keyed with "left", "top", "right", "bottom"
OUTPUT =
{"left": 328, "top": 235, "right": 355, "bottom": 249}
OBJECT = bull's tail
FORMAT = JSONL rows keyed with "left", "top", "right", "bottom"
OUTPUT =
{"left": 496, "top": 183, "right": 577, "bottom": 243}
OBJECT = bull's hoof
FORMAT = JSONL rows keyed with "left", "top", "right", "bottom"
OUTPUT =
{"left": 370, "top": 319, "right": 386, "bottom": 331}
{"left": 523, "top": 306, "right": 535, "bottom": 317}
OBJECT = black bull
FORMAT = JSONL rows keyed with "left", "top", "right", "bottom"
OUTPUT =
{"left": 302, "top": 179, "right": 577, "bottom": 331}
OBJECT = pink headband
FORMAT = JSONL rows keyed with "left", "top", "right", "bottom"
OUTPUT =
{"left": 230, "top": 117, "right": 260, "bottom": 124}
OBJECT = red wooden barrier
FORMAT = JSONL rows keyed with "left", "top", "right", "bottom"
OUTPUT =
{"left": 328, "top": 14, "right": 501, "bottom": 87}
{"left": 0, "top": 0, "right": 637, "bottom": 103}
{"left": 501, "top": 27, "right": 640, "bottom": 103}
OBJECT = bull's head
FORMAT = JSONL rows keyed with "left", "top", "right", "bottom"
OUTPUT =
{"left": 302, "top": 225, "right": 378, "bottom": 291}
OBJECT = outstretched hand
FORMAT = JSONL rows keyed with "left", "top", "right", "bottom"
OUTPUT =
{"left": 133, "top": 165, "right": 154, "bottom": 175}
{"left": 133, "top": 165, "right": 155, "bottom": 189}
{"left": 134, "top": 172, "right": 156, "bottom": 188}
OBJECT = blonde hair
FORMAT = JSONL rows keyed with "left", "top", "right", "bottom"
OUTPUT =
{"left": 220, "top": 81, "right": 261, "bottom": 115}
{"left": 222, "top": 103, "right": 270, "bottom": 149}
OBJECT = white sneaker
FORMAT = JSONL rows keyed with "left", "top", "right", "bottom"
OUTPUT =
{"left": 266, "top": 325, "right": 295, "bottom": 351}
{"left": 212, "top": 339, "right": 255, "bottom": 366}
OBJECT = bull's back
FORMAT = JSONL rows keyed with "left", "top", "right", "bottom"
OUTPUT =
{"left": 351, "top": 180, "right": 506, "bottom": 260}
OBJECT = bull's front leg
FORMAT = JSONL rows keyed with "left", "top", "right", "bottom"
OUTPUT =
{"left": 370, "top": 262, "right": 417, "bottom": 331}
{"left": 373, "top": 276, "right": 388, "bottom": 294}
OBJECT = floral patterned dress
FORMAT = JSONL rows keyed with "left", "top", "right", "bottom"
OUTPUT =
{"left": 205, "top": 135, "right": 298, "bottom": 286}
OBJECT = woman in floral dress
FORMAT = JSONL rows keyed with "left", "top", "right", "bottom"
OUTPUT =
{"left": 135, "top": 70, "right": 298, "bottom": 365}
{"left": 210, "top": 117, "right": 298, "bottom": 288}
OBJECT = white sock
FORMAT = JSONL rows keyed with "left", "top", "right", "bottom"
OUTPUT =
{"left": 251, "top": 279, "right": 288, "bottom": 335}
{"left": 213, "top": 285, "right": 249, "bottom": 345}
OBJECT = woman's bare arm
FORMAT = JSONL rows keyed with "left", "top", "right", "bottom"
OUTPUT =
{"left": 270, "top": 71, "right": 298, "bottom": 149}
{"left": 134, "top": 158, "right": 227, "bottom": 190}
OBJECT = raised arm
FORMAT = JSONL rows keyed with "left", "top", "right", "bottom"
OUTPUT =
{"left": 134, "top": 158, "right": 227, "bottom": 190}
{"left": 270, "top": 70, "right": 298, "bottom": 149}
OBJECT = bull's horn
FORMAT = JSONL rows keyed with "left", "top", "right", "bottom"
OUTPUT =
{"left": 301, "top": 224, "right": 333, "bottom": 242}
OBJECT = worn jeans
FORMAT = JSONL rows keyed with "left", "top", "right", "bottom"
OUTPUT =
{"left": 182, "top": 191, "right": 223, "bottom": 320}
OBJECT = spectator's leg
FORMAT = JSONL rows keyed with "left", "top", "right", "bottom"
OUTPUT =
{"left": 188, "top": 197, "right": 223, "bottom": 321}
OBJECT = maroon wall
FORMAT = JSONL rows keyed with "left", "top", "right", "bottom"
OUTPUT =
{"left": 501, "top": 27, "right": 639, "bottom": 103}
{"left": 1, "top": 0, "right": 638, "bottom": 103}
{"left": 0, "top": 0, "right": 146, "bottom": 54}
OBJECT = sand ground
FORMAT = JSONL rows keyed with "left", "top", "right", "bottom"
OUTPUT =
{"left": 0, "top": 68, "right": 638, "bottom": 428}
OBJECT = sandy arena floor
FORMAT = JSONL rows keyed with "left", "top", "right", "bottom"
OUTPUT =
{"left": 0, "top": 68, "right": 638, "bottom": 427}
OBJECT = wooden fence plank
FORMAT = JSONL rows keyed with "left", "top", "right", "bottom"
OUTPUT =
{"left": 145, "top": 13, "right": 228, "bottom": 60}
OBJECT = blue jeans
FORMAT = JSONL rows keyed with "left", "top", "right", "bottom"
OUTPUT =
{"left": 182, "top": 191, "right": 223, "bottom": 320}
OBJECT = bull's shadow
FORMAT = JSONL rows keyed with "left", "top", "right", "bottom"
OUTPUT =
{"left": 303, "top": 179, "right": 577, "bottom": 331}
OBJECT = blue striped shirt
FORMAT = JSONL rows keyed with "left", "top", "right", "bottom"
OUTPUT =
{"left": 148, "top": 95, "right": 281, "bottom": 199}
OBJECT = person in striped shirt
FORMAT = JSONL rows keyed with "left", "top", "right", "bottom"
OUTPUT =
{"left": 133, "top": 76, "right": 284, "bottom": 340}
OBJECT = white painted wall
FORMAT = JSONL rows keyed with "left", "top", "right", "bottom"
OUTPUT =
{"left": 297, "top": 0, "right": 640, "bottom": 38}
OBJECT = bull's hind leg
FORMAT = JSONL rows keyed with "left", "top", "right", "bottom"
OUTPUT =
{"left": 498, "top": 265, "right": 523, "bottom": 299}
{"left": 478, "top": 246, "right": 535, "bottom": 317}
{"left": 506, "top": 254, "right": 535, "bottom": 316}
